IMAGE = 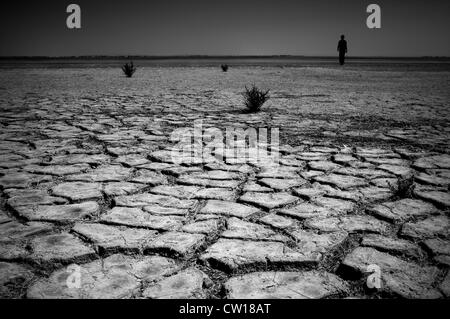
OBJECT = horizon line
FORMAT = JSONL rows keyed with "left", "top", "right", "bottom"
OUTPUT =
{"left": 1, "top": 55, "right": 450, "bottom": 60}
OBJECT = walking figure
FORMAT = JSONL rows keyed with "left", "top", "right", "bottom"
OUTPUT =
{"left": 337, "top": 35, "right": 348, "bottom": 65}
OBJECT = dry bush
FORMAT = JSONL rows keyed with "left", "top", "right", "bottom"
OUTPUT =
{"left": 122, "top": 61, "right": 136, "bottom": 78}
{"left": 243, "top": 85, "right": 270, "bottom": 113}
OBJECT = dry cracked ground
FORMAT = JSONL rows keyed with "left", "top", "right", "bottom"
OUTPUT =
{"left": 0, "top": 65, "right": 449, "bottom": 299}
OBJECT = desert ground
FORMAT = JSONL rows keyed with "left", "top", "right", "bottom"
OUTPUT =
{"left": 0, "top": 61, "right": 449, "bottom": 298}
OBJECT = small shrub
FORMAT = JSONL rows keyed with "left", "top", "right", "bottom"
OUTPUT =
{"left": 221, "top": 64, "right": 229, "bottom": 72}
{"left": 389, "top": 175, "right": 415, "bottom": 198}
{"left": 122, "top": 61, "right": 136, "bottom": 78}
{"left": 243, "top": 85, "right": 270, "bottom": 113}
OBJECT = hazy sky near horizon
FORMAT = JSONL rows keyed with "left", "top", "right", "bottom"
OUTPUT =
{"left": 1, "top": 0, "right": 449, "bottom": 57}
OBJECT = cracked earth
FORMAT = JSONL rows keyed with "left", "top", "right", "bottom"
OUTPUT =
{"left": 0, "top": 65, "right": 449, "bottom": 299}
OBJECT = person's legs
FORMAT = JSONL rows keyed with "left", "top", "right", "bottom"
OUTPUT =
{"left": 339, "top": 53, "right": 345, "bottom": 65}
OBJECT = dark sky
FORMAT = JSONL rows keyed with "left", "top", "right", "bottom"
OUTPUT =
{"left": 1, "top": 0, "right": 449, "bottom": 57}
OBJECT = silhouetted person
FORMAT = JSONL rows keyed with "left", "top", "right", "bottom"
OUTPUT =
{"left": 337, "top": 35, "right": 348, "bottom": 65}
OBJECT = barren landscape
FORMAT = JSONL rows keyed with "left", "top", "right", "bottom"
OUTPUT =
{"left": 0, "top": 61, "right": 449, "bottom": 298}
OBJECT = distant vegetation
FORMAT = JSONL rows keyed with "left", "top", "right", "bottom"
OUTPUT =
{"left": 243, "top": 85, "right": 270, "bottom": 113}
{"left": 221, "top": 64, "right": 229, "bottom": 72}
{"left": 122, "top": 61, "right": 136, "bottom": 77}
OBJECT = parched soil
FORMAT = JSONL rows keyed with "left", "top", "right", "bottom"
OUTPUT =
{"left": 0, "top": 65, "right": 449, "bottom": 299}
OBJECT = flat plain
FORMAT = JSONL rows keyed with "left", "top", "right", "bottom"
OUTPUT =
{"left": 0, "top": 60, "right": 449, "bottom": 299}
